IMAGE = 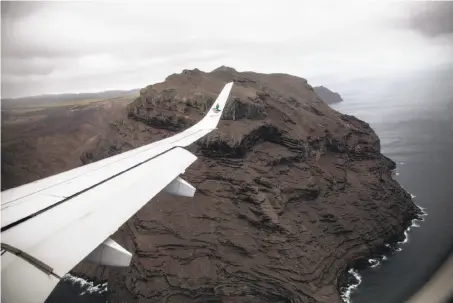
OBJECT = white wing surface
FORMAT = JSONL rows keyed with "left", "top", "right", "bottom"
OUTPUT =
{"left": 1, "top": 82, "right": 234, "bottom": 303}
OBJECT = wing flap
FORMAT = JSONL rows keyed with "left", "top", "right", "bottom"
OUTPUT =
{"left": 2, "top": 147, "right": 197, "bottom": 275}
{"left": 2, "top": 147, "right": 197, "bottom": 303}
{"left": 1, "top": 251, "right": 60, "bottom": 303}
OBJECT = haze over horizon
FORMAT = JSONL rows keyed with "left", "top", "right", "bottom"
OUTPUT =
{"left": 2, "top": 1, "right": 452, "bottom": 98}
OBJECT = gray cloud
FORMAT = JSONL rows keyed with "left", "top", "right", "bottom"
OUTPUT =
{"left": 407, "top": 2, "right": 453, "bottom": 38}
{"left": 1, "top": 39, "right": 82, "bottom": 60}
{"left": 1, "top": 1, "right": 453, "bottom": 98}
{"left": 1, "top": 1, "right": 44, "bottom": 20}
{"left": 2, "top": 57, "right": 57, "bottom": 76}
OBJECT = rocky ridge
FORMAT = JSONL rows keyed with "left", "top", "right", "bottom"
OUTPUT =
{"left": 74, "top": 66, "right": 418, "bottom": 303}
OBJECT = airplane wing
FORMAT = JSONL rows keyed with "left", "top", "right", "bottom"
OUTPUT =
{"left": 1, "top": 82, "right": 234, "bottom": 303}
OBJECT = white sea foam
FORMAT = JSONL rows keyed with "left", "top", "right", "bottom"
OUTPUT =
{"left": 341, "top": 204, "right": 427, "bottom": 302}
{"left": 395, "top": 172, "right": 400, "bottom": 176}
{"left": 340, "top": 203, "right": 427, "bottom": 302}
{"left": 400, "top": 162, "right": 405, "bottom": 165}
{"left": 341, "top": 269, "right": 362, "bottom": 303}
{"left": 395, "top": 205, "right": 426, "bottom": 247}
{"left": 401, "top": 229, "right": 410, "bottom": 244}
{"left": 368, "top": 259, "right": 380, "bottom": 268}
{"left": 63, "top": 273, "right": 108, "bottom": 295}
{"left": 411, "top": 221, "right": 420, "bottom": 228}
{"left": 418, "top": 206, "right": 428, "bottom": 217}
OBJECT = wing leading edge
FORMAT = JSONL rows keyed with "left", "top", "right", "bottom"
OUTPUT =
{"left": 1, "top": 82, "right": 234, "bottom": 303}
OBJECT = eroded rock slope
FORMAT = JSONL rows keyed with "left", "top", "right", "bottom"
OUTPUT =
{"left": 75, "top": 66, "right": 418, "bottom": 303}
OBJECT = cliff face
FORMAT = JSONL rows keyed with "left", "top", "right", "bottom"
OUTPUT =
{"left": 313, "top": 86, "right": 343, "bottom": 104}
{"left": 75, "top": 67, "right": 418, "bottom": 303}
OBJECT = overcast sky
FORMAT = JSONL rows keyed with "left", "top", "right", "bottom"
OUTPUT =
{"left": 1, "top": 1, "right": 452, "bottom": 98}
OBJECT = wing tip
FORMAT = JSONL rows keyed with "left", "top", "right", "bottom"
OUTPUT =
{"left": 196, "top": 82, "right": 234, "bottom": 130}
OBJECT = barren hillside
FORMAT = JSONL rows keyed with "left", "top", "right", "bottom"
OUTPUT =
{"left": 1, "top": 97, "right": 133, "bottom": 190}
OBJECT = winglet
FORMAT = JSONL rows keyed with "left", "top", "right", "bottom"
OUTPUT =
{"left": 199, "top": 82, "right": 233, "bottom": 130}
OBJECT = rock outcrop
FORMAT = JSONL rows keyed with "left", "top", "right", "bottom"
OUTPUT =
{"left": 73, "top": 67, "right": 418, "bottom": 303}
{"left": 313, "top": 86, "right": 343, "bottom": 104}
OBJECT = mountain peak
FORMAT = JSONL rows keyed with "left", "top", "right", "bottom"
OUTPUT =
{"left": 211, "top": 65, "right": 238, "bottom": 73}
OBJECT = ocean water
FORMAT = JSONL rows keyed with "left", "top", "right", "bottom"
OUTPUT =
{"left": 46, "top": 274, "right": 107, "bottom": 303}
{"left": 328, "top": 65, "right": 453, "bottom": 303}
{"left": 47, "top": 66, "right": 453, "bottom": 303}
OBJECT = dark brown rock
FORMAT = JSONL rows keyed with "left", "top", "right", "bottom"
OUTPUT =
{"left": 71, "top": 67, "right": 418, "bottom": 303}
{"left": 1, "top": 99, "right": 131, "bottom": 190}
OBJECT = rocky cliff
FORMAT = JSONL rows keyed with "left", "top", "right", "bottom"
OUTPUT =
{"left": 74, "top": 66, "right": 418, "bottom": 303}
{"left": 313, "top": 86, "right": 343, "bottom": 104}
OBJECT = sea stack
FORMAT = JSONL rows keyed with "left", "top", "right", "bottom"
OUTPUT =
{"left": 313, "top": 86, "right": 344, "bottom": 104}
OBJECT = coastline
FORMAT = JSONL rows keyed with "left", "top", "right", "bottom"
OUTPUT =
{"left": 45, "top": 273, "right": 108, "bottom": 303}
{"left": 63, "top": 273, "right": 108, "bottom": 296}
{"left": 62, "top": 172, "right": 424, "bottom": 303}
{"left": 60, "top": 202, "right": 423, "bottom": 303}
{"left": 338, "top": 187, "right": 427, "bottom": 303}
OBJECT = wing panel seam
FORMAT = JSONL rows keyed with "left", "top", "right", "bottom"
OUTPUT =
{"left": 1, "top": 144, "right": 190, "bottom": 233}
{"left": 1, "top": 243, "right": 61, "bottom": 279}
